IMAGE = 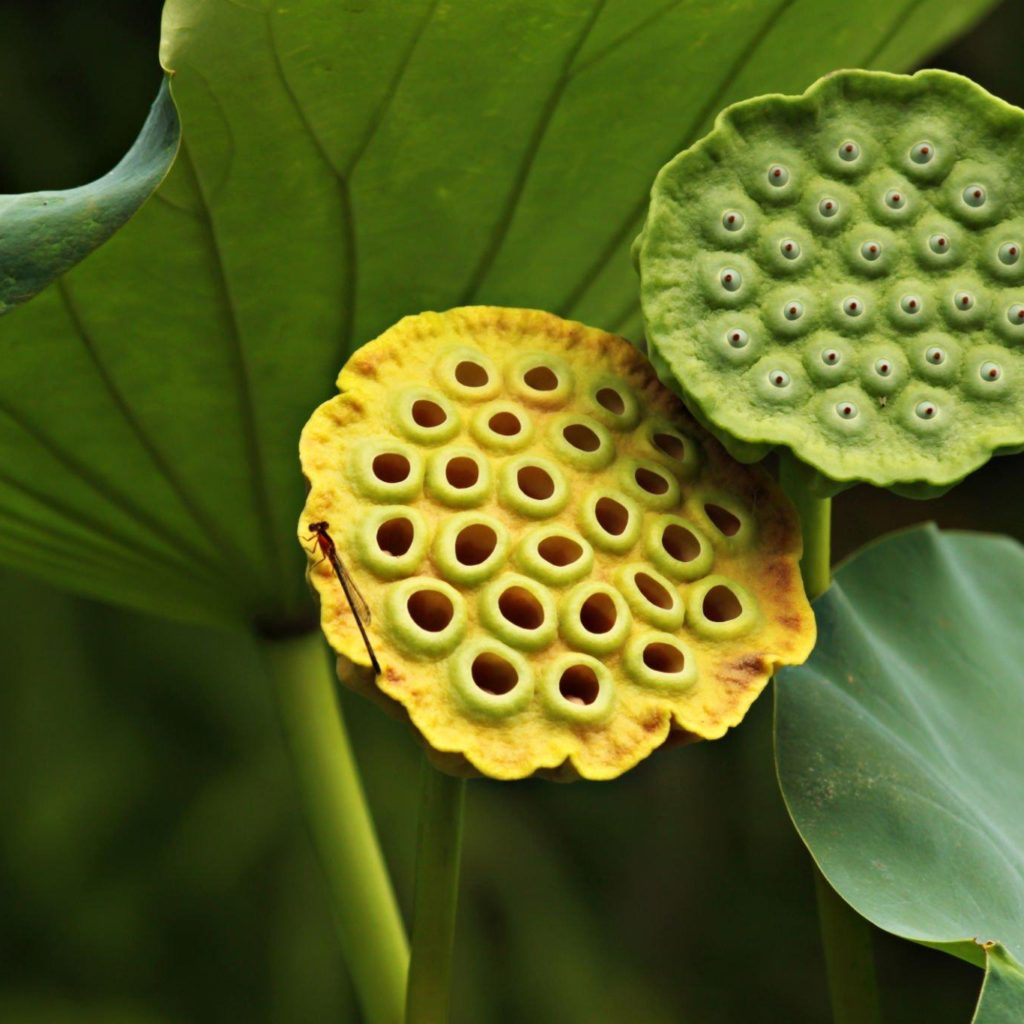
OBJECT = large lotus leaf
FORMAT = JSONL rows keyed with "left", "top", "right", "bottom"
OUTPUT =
{"left": 775, "top": 525, "right": 1024, "bottom": 1021}
{"left": 0, "top": 0, "right": 998, "bottom": 628}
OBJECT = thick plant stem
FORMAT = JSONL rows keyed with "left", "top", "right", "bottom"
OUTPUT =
{"left": 778, "top": 455, "right": 882, "bottom": 1024}
{"left": 813, "top": 866, "right": 883, "bottom": 1024}
{"left": 264, "top": 632, "right": 408, "bottom": 1024}
{"left": 777, "top": 455, "right": 831, "bottom": 601}
{"left": 405, "top": 758, "right": 466, "bottom": 1024}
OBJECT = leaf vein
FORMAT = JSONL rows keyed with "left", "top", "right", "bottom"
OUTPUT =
{"left": 557, "top": 0, "right": 798, "bottom": 317}
{"left": 861, "top": 0, "right": 928, "bottom": 68}
{"left": 56, "top": 278, "right": 255, "bottom": 590}
{"left": 568, "top": 0, "right": 688, "bottom": 79}
{"left": 0, "top": 404, "right": 221, "bottom": 589}
{"left": 460, "top": 0, "right": 612, "bottom": 304}
{"left": 178, "top": 137, "right": 288, "bottom": 603}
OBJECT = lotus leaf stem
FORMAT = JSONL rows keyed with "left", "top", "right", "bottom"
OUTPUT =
{"left": 406, "top": 759, "right": 466, "bottom": 1024}
{"left": 780, "top": 454, "right": 881, "bottom": 1024}
{"left": 264, "top": 631, "right": 409, "bottom": 1024}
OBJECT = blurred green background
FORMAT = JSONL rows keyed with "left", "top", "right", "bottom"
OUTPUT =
{"left": 1, "top": 2, "right": 1021, "bottom": 1021}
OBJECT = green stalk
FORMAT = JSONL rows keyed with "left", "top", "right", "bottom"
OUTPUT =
{"left": 263, "top": 631, "right": 409, "bottom": 1024}
{"left": 405, "top": 758, "right": 466, "bottom": 1024}
{"left": 778, "top": 455, "right": 832, "bottom": 602}
{"left": 778, "top": 454, "right": 882, "bottom": 1024}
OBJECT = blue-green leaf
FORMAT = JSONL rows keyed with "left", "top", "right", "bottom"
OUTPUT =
{"left": 775, "top": 525, "right": 1024, "bottom": 1021}
{"left": 0, "top": 81, "right": 178, "bottom": 313}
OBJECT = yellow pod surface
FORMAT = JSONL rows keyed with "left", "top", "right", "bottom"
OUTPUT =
{"left": 299, "top": 307, "right": 814, "bottom": 780}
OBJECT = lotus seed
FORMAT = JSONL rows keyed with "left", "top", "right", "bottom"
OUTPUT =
{"left": 819, "top": 197, "right": 838, "bottom": 217}
{"left": 998, "top": 242, "right": 1020, "bottom": 265}
{"left": 780, "top": 239, "right": 801, "bottom": 260}
{"left": 842, "top": 297, "right": 862, "bottom": 317}
{"left": 769, "top": 370, "right": 790, "bottom": 388}
{"left": 900, "top": 295, "right": 921, "bottom": 314}
{"left": 980, "top": 361, "right": 1002, "bottom": 381}
{"left": 723, "top": 210, "right": 745, "bottom": 231}
{"left": 915, "top": 401, "right": 938, "bottom": 419}
{"left": 925, "top": 346, "right": 945, "bottom": 365}
{"left": 720, "top": 268, "right": 741, "bottom": 291}
{"left": 861, "top": 241, "right": 881, "bottom": 261}
{"left": 1007, "top": 304, "right": 1024, "bottom": 324}
{"left": 822, "top": 348, "right": 841, "bottom": 366}
{"left": 954, "top": 291, "right": 974, "bottom": 310}
{"left": 885, "top": 189, "right": 906, "bottom": 210}
{"left": 910, "top": 141, "right": 934, "bottom": 164}
{"left": 928, "top": 234, "right": 949, "bottom": 254}
{"left": 963, "top": 184, "right": 986, "bottom": 207}
{"left": 838, "top": 140, "right": 860, "bottom": 161}
{"left": 768, "top": 164, "right": 789, "bottom": 186}
{"left": 726, "top": 328, "right": 749, "bottom": 349}
{"left": 784, "top": 301, "right": 804, "bottom": 321}
{"left": 874, "top": 358, "right": 893, "bottom": 377}
{"left": 835, "top": 401, "right": 858, "bottom": 419}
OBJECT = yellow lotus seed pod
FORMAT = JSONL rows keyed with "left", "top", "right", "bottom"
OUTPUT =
{"left": 299, "top": 307, "right": 814, "bottom": 781}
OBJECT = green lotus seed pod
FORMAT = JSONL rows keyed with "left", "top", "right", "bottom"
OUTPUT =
{"left": 299, "top": 307, "right": 814, "bottom": 780}
{"left": 636, "top": 70, "right": 1024, "bottom": 497}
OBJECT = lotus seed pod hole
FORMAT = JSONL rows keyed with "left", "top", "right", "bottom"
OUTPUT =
{"left": 635, "top": 572, "right": 672, "bottom": 609}
{"left": 704, "top": 504, "right": 741, "bottom": 537}
{"left": 563, "top": 423, "right": 599, "bottom": 451}
{"left": 643, "top": 642, "right": 685, "bottom": 674}
{"left": 490, "top": 411, "right": 521, "bottom": 435}
{"left": 454, "top": 524, "right": 497, "bottom": 566}
{"left": 595, "top": 496, "right": 629, "bottom": 535}
{"left": 653, "top": 432, "right": 686, "bottom": 460}
{"left": 635, "top": 467, "right": 670, "bottom": 495}
{"left": 597, "top": 387, "right": 624, "bottom": 413}
{"left": 559, "top": 664, "right": 600, "bottom": 705}
{"left": 471, "top": 652, "right": 519, "bottom": 695}
{"left": 663, "top": 523, "right": 699, "bottom": 561}
{"left": 579, "top": 592, "right": 617, "bottom": 634}
{"left": 499, "top": 586, "right": 545, "bottom": 630}
{"left": 408, "top": 589, "right": 456, "bottom": 632}
{"left": 454, "top": 360, "right": 489, "bottom": 388}
{"left": 703, "top": 585, "right": 742, "bottom": 622}
{"left": 377, "top": 518, "right": 414, "bottom": 557}
{"left": 446, "top": 456, "right": 479, "bottom": 488}
{"left": 537, "top": 535, "right": 583, "bottom": 567}
{"left": 300, "top": 307, "right": 814, "bottom": 779}
{"left": 413, "top": 400, "right": 445, "bottom": 427}
{"left": 524, "top": 366, "right": 557, "bottom": 391}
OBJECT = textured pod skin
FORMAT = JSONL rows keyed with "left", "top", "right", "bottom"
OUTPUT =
{"left": 299, "top": 307, "right": 814, "bottom": 780}
{"left": 637, "top": 70, "right": 1024, "bottom": 498}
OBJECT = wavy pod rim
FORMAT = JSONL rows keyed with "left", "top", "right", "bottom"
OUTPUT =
{"left": 298, "top": 306, "right": 815, "bottom": 781}
{"left": 636, "top": 69, "right": 1024, "bottom": 498}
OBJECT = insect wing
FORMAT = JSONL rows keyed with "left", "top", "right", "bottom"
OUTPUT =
{"left": 330, "top": 552, "right": 373, "bottom": 626}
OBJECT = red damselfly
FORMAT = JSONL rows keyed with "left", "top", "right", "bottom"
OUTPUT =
{"left": 307, "top": 521, "right": 380, "bottom": 676}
